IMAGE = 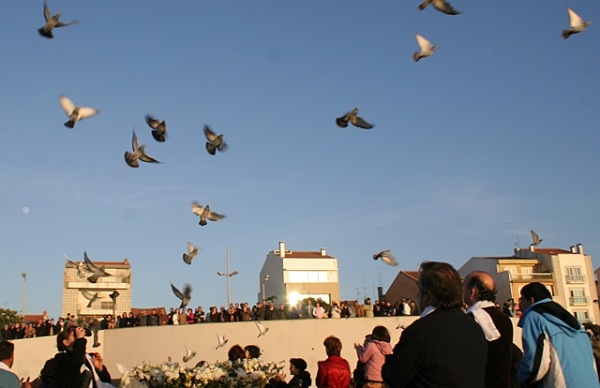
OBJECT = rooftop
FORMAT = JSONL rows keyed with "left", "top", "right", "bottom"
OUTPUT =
{"left": 275, "top": 251, "right": 334, "bottom": 259}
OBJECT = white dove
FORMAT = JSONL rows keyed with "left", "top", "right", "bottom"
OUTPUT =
{"left": 183, "top": 345, "right": 196, "bottom": 362}
{"left": 563, "top": 7, "right": 592, "bottom": 39}
{"left": 116, "top": 363, "right": 130, "bottom": 388}
{"left": 59, "top": 95, "right": 98, "bottom": 128}
{"left": 413, "top": 34, "right": 438, "bottom": 62}
{"left": 216, "top": 333, "right": 229, "bottom": 349}
{"left": 255, "top": 320, "right": 269, "bottom": 337}
{"left": 396, "top": 321, "right": 407, "bottom": 330}
{"left": 373, "top": 250, "right": 398, "bottom": 267}
{"left": 64, "top": 253, "right": 86, "bottom": 278}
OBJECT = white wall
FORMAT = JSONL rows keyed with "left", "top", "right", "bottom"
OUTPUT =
{"left": 10, "top": 317, "right": 522, "bottom": 384}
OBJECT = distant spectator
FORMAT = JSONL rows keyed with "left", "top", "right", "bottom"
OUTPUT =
{"left": 276, "top": 304, "right": 287, "bottom": 320}
{"left": 241, "top": 304, "right": 252, "bottom": 321}
{"left": 138, "top": 311, "right": 148, "bottom": 327}
{"left": 194, "top": 307, "right": 205, "bottom": 323}
{"left": 316, "top": 335, "right": 351, "bottom": 388}
{"left": 178, "top": 309, "right": 187, "bottom": 325}
{"left": 35, "top": 320, "right": 46, "bottom": 337}
{"left": 409, "top": 300, "right": 420, "bottom": 316}
{"left": 306, "top": 300, "right": 315, "bottom": 319}
{"left": 329, "top": 302, "right": 341, "bottom": 319}
{"left": 148, "top": 310, "right": 159, "bottom": 326}
{"left": 313, "top": 302, "right": 325, "bottom": 319}
{"left": 158, "top": 309, "right": 169, "bottom": 326}
{"left": 219, "top": 306, "right": 230, "bottom": 322}
{"left": 268, "top": 358, "right": 312, "bottom": 388}
{"left": 265, "top": 302, "right": 277, "bottom": 321}
{"left": 363, "top": 298, "right": 374, "bottom": 318}
{"left": 354, "top": 301, "right": 365, "bottom": 318}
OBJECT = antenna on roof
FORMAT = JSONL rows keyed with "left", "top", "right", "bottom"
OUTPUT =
{"left": 508, "top": 222, "right": 520, "bottom": 248}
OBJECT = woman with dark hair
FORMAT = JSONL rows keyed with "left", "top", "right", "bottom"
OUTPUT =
{"left": 228, "top": 345, "right": 246, "bottom": 361}
{"left": 354, "top": 326, "right": 392, "bottom": 387}
{"left": 316, "top": 336, "right": 351, "bottom": 388}
{"left": 245, "top": 345, "right": 261, "bottom": 359}
{"left": 268, "top": 358, "right": 312, "bottom": 388}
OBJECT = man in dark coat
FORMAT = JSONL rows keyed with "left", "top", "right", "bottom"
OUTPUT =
{"left": 464, "top": 271, "right": 514, "bottom": 388}
{"left": 382, "top": 262, "right": 488, "bottom": 388}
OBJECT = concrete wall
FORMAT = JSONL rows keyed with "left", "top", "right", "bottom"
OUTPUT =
{"left": 10, "top": 317, "right": 522, "bottom": 384}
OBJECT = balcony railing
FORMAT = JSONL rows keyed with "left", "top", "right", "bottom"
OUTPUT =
{"left": 569, "top": 296, "right": 590, "bottom": 305}
{"left": 509, "top": 273, "right": 553, "bottom": 282}
{"left": 565, "top": 275, "right": 586, "bottom": 283}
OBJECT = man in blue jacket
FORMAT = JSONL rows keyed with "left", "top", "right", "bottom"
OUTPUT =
{"left": 518, "top": 282, "right": 599, "bottom": 387}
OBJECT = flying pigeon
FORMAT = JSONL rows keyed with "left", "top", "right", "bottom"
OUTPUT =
{"left": 562, "top": 7, "right": 592, "bottom": 39}
{"left": 64, "top": 253, "right": 86, "bottom": 278}
{"left": 38, "top": 1, "right": 79, "bottom": 39}
{"left": 216, "top": 333, "right": 229, "bottom": 349}
{"left": 336, "top": 108, "right": 374, "bottom": 129}
{"left": 109, "top": 291, "right": 119, "bottom": 302}
{"left": 373, "top": 250, "right": 398, "bottom": 267}
{"left": 418, "top": 0, "right": 460, "bottom": 15}
{"left": 530, "top": 230, "right": 542, "bottom": 247}
{"left": 204, "top": 126, "right": 228, "bottom": 155}
{"left": 81, "top": 290, "right": 99, "bottom": 308}
{"left": 217, "top": 271, "right": 239, "bottom": 276}
{"left": 171, "top": 283, "right": 192, "bottom": 309}
{"left": 145, "top": 115, "right": 168, "bottom": 142}
{"left": 413, "top": 34, "right": 438, "bottom": 62}
{"left": 183, "top": 345, "right": 196, "bottom": 363}
{"left": 183, "top": 242, "right": 200, "bottom": 265}
{"left": 255, "top": 320, "right": 269, "bottom": 337}
{"left": 116, "top": 363, "right": 130, "bottom": 388}
{"left": 59, "top": 95, "right": 99, "bottom": 128}
{"left": 396, "top": 321, "right": 407, "bottom": 330}
{"left": 191, "top": 201, "right": 226, "bottom": 226}
{"left": 84, "top": 252, "right": 111, "bottom": 283}
{"left": 124, "top": 128, "right": 161, "bottom": 168}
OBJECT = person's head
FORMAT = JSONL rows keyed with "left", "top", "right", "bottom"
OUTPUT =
{"left": 520, "top": 282, "right": 552, "bottom": 312}
{"left": 279, "top": 304, "right": 285, "bottom": 310}
{"left": 463, "top": 271, "right": 497, "bottom": 306}
{"left": 371, "top": 325, "right": 391, "bottom": 343}
{"left": 0, "top": 341, "right": 15, "bottom": 367}
{"left": 323, "top": 335, "right": 342, "bottom": 357}
{"left": 418, "top": 261, "right": 463, "bottom": 310}
{"left": 57, "top": 325, "right": 79, "bottom": 352}
{"left": 244, "top": 345, "right": 261, "bottom": 359}
{"left": 289, "top": 358, "right": 307, "bottom": 375}
{"left": 365, "top": 298, "right": 371, "bottom": 305}
{"left": 228, "top": 345, "right": 246, "bottom": 361}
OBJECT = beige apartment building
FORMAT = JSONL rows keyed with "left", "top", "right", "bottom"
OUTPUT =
{"left": 62, "top": 258, "right": 132, "bottom": 319}
{"left": 258, "top": 241, "right": 340, "bottom": 305}
{"left": 459, "top": 243, "right": 599, "bottom": 323}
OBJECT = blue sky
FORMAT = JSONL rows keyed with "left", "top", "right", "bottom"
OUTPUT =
{"left": 1, "top": 1, "right": 599, "bottom": 319}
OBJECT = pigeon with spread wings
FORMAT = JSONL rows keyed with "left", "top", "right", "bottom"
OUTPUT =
{"left": 255, "top": 320, "right": 269, "bottom": 337}
{"left": 530, "top": 230, "right": 543, "bottom": 247}
{"left": 216, "top": 334, "right": 229, "bottom": 349}
{"left": 204, "top": 126, "right": 228, "bottom": 155}
{"left": 125, "top": 129, "right": 161, "bottom": 168}
{"left": 373, "top": 250, "right": 398, "bottom": 267}
{"left": 84, "top": 252, "right": 111, "bottom": 283}
{"left": 81, "top": 290, "right": 99, "bottom": 308}
{"left": 59, "top": 95, "right": 98, "bottom": 128}
{"left": 336, "top": 108, "right": 374, "bottom": 129}
{"left": 146, "top": 115, "right": 168, "bottom": 142}
{"left": 418, "top": 0, "right": 460, "bottom": 15}
{"left": 563, "top": 7, "right": 592, "bottom": 39}
{"left": 191, "top": 202, "right": 225, "bottom": 226}
{"left": 183, "top": 242, "right": 200, "bottom": 265}
{"left": 413, "top": 34, "right": 438, "bottom": 62}
{"left": 38, "top": 1, "right": 79, "bottom": 39}
{"left": 171, "top": 283, "right": 192, "bottom": 309}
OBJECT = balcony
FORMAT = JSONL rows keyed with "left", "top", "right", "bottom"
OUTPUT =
{"left": 569, "top": 296, "right": 590, "bottom": 305}
{"left": 509, "top": 272, "right": 553, "bottom": 282}
{"left": 565, "top": 275, "right": 586, "bottom": 284}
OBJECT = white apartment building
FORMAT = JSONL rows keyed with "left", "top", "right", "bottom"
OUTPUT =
{"left": 258, "top": 241, "right": 340, "bottom": 305}
{"left": 459, "top": 243, "right": 599, "bottom": 323}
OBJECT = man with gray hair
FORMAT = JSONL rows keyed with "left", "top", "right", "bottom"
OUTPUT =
{"left": 463, "top": 271, "right": 513, "bottom": 388}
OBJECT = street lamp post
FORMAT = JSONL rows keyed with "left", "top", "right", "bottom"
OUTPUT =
{"left": 261, "top": 275, "right": 270, "bottom": 300}
{"left": 22, "top": 272, "right": 27, "bottom": 319}
{"left": 217, "top": 246, "right": 238, "bottom": 307}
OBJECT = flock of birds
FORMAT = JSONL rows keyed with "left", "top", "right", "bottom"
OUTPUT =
{"left": 39, "top": 0, "right": 576, "bottom": 360}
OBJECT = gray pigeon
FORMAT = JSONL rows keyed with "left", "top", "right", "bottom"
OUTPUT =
{"left": 530, "top": 230, "right": 543, "bottom": 247}
{"left": 183, "top": 242, "right": 200, "bottom": 265}
{"left": 204, "top": 126, "right": 228, "bottom": 155}
{"left": 171, "top": 283, "right": 192, "bottom": 309}
{"left": 563, "top": 7, "right": 592, "bottom": 39}
{"left": 125, "top": 128, "right": 161, "bottom": 168}
{"left": 83, "top": 252, "right": 111, "bottom": 283}
{"left": 38, "top": 1, "right": 79, "bottom": 39}
{"left": 64, "top": 253, "right": 86, "bottom": 278}
{"left": 81, "top": 290, "right": 99, "bottom": 308}
{"left": 336, "top": 108, "right": 374, "bottom": 129}
{"left": 414, "top": 34, "right": 438, "bottom": 62}
{"left": 59, "top": 95, "right": 98, "bottom": 128}
{"left": 145, "top": 115, "right": 168, "bottom": 142}
{"left": 373, "top": 250, "right": 399, "bottom": 267}
{"left": 418, "top": 0, "right": 460, "bottom": 15}
{"left": 191, "top": 201, "right": 225, "bottom": 226}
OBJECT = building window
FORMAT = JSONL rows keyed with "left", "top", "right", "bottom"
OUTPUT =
{"left": 287, "top": 271, "right": 329, "bottom": 283}
{"left": 569, "top": 288, "right": 589, "bottom": 305}
{"left": 101, "top": 302, "right": 113, "bottom": 310}
{"left": 565, "top": 267, "right": 586, "bottom": 283}
{"left": 574, "top": 310, "right": 590, "bottom": 322}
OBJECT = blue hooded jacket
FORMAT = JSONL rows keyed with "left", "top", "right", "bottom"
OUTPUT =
{"left": 518, "top": 298, "right": 599, "bottom": 387}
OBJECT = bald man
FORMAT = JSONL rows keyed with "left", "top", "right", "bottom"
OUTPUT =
{"left": 464, "top": 271, "right": 513, "bottom": 388}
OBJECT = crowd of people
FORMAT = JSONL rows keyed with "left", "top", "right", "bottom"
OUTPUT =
{"left": 2, "top": 261, "right": 599, "bottom": 387}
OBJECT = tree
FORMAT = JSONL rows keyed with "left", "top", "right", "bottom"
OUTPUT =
{"left": 0, "top": 308, "right": 23, "bottom": 327}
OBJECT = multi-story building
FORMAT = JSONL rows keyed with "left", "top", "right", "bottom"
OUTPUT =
{"left": 62, "top": 258, "right": 131, "bottom": 319}
{"left": 459, "top": 243, "right": 599, "bottom": 323}
{"left": 258, "top": 241, "right": 340, "bottom": 305}
{"left": 383, "top": 271, "right": 420, "bottom": 305}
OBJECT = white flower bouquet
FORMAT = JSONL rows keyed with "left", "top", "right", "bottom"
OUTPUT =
{"left": 126, "top": 358, "right": 286, "bottom": 388}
